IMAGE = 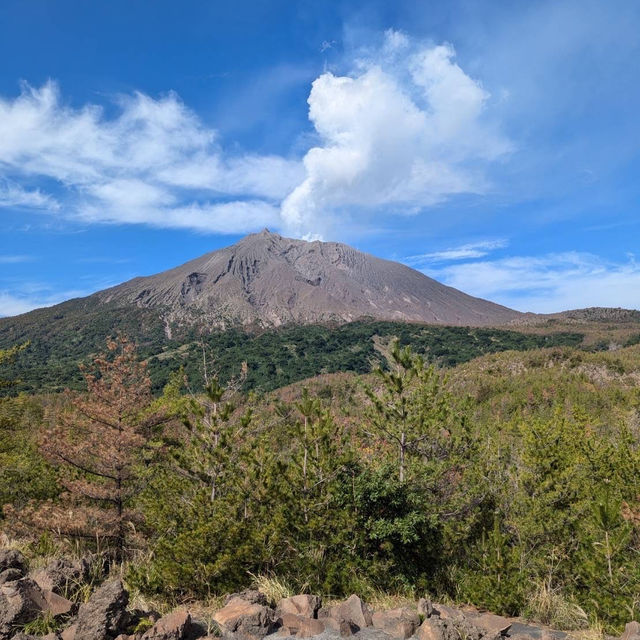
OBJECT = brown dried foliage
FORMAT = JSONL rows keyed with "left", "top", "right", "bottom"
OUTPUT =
{"left": 622, "top": 498, "right": 640, "bottom": 528}
{"left": 9, "top": 336, "right": 165, "bottom": 560}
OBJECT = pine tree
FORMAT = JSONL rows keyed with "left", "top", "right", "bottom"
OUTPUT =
{"left": 164, "top": 355, "right": 250, "bottom": 504}
{"left": 364, "top": 342, "right": 453, "bottom": 482}
{"left": 273, "top": 388, "right": 357, "bottom": 591}
{"left": 16, "top": 337, "right": 164, "bottom": 561}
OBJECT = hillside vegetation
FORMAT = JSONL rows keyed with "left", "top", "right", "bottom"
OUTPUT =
{"left": 2, "top": 338, "right": 640, "bottom": 633}
{"left": 0, "top": 309, "right": 584, "bottom": 395}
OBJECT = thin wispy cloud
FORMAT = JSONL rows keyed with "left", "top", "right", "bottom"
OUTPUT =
{"left": 0, "top": 293, "right": 38, "bottom": 317}
{"left": 428, "top": 252, "right": 640, "bottom": 313}
{"left": 406, "top": 239, "right": 508, "bottom": 264}
{"left": 75, "top": 257, "right": 133, "bottom": 265}
{"left": 0, "top": 181, "right": 60, "bottom": 210}
{"left": 0, "top": 254, "right": 34, "bottom": 264}
{"left": 320, "top": 40, "right": 336, "bottom": 52}
{"left": 0, "top": 286, "right": 90, "bottom": 317}
{"left": 0, "top": 272, "right": 127, "bottom": 317}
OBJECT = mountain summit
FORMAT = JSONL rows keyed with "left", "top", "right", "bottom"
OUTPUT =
{"left": 92, "top": 230, "right": 520, "bottom": 329}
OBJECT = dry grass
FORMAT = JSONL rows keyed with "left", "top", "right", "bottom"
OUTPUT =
{"left": 126, "top": 587, "right": 174, "bottom": 617}
{"left": 365, "top": 591, "right": 418, "bottom": 612}
{"left": 0, "top": 532, "right": 31, "bottom": 554}
{"left": 21, "top": 611, "right": 61, "bottom": 636}
{"left": 248, "top": 573, "right": 294, "bottom": 606}
{"left": 571, "top": 618, "right": 606, "bottom": 640}
{"left": 524, "top": 582, "right": 589, "bottom": 631}
{"left": 185, "top": 596, "right": 227, "bottom": 636}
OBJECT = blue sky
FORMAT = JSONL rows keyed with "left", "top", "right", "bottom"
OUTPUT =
{"left": 1, "top": 0, "right": 639, "bottom": 316}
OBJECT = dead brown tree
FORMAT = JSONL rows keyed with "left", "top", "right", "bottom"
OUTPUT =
{"left": 19, "top": 336, "right": 165, "bottom": 562}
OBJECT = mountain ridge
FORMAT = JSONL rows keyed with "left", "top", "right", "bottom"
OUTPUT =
{"left": 86, "top": 229, "right": 521, "bottom": 330}
{"left": 3, "top": 231, "right": 639, "bottom": 332}
{"left": 3, "top": 231, "right": 638, "bottom": 395}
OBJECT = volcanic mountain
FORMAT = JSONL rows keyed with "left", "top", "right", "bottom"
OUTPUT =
{"left": 87, "top": 229, "right": 520, "bottom": 329}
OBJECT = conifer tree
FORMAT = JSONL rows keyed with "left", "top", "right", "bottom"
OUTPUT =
{"left": 168, "top": 355, "right": 249, "bottom": 503}
{"left": 364, "top": 342, "right": 453, "bottom": 482}
{"left": 19, "top": 337, "right": 163, "bottom": 561}
{"left": 272, "top": 388, "right": 356, "bottom": 589}
{"left": 188, "top": 377, "right": 235, "bottom": 502}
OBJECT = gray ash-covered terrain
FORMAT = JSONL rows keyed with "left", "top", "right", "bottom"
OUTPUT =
{"left": 93, "top": 229, "right": 521, "bottom": 330}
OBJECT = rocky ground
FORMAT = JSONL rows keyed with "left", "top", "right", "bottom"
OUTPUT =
{"left": 1, "top": 548, "right": 637, "bottom": 640}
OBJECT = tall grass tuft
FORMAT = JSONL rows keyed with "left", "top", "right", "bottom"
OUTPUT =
{"left": 523, "top": 582, "right": 589, "bottom": 630}
{"left": 248, "top": 573, "right": 293, "bottom": 606}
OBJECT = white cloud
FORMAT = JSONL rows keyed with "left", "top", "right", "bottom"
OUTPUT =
{"left": 406, "top": 239, "right": 508, "bottom": 264}
{"left": 158, "top": 154, "right": 304, "bottom": 200}
{"left": 0, "top": 293, "right": 38, "bottom": 317}
{"left": 0, "top": 274, "right": 121, "bottom": 317}
{"left": 74, "top": 195, "right": 280, "bottom": 234}
{"left": 0, "top": 81, "right": 302, "bottom": 233}
{"left": 428, "top": 252, "right": 640, "bottom": 313}
{"left": 281, "top": 31, "right": 511, "bottom": 237}
{"left": 0, "top": 33, "right": 509, "bottom": 238}
{"left": 0, "top": 288, "right": 86, "bottom": 317}
{"left": 0, "top": 181, "right": 60, "bottom": 210}
{"left": 168, "top": 201, "right": 281, "bottom": 234}
{"left": 382, "top": 29, "right": 410, "bottom": 54}
{"left": 86, "top": 179, "right": 175, "bottom": 211}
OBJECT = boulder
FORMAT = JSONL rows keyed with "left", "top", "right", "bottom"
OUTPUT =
{"left": 141, "top": 608, "right": 192, "bottom": 640}
{"left": 0, "top": 568, "right": 23, "bottom": 586}
{"left": 372, "top": 607, "right": 420, "bottom": 639}
{"left": 453, "top": 620, "right": 485, "bottom": 640}
{"left": 323, "top": 616, "right": 358, "bottom": 637}
{"left": 416, "top": 616, "right": 488, "bottom": 640}
{"left": 225, "top": 590, "right": 268, "bottom": 607}
{"left": 277, "top": 595, "right": 322, "bottom": 619}
{"left": 73, "top": 578, "right": 129, "bottom": 640}
{"left": 418, "top": 599, "right": 434, "bottom": 619}
{"left": 0, "top": 563, "right": 73, "bottom": 625}
{"left": 415, "top": 618, "right": 447, "bottom": 640}
{"left": 214, "top": 598, "right": 275, "bottom": 639}
{"left": 187, "top": 618, "right": 210, "bottom": 639}
{"left": 329, "top": 594, "right": 372, "bottom": 631}
{"left": 467, "top": 613, "right": 511, "bottom": 636}
{"left": 0, "top": 577, "right": 48, "bottom": 640}
{"left": 507, "top": 622, "right": 567, "bottom": 640}
{"left": 0, "top": 549, "right": 27, "bottom": 575}
{"left": 60, "top": 624, "right": 77, "bottom": 640}
{"left": 277, "top": 612, "right": 325, "bottom": 637}
{"left": 432, "top": 604, "right": 465, "bottom": 622}
{"left": 621, "top": 622, "right": 640, "bottom": 640}
{"left": 32, "top": 557, "right": 90, "bottom": 596}
{"left": 42, "top": 588, "right": 74, "bottom": 616}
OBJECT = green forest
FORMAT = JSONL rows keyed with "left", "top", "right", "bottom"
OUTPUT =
{"left": 0, "top": 307, "right": 585, "bottom": 394}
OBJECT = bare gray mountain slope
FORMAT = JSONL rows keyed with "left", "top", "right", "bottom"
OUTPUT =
{"left": 95, "top": 230, "right": 521, "bottom": 329}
